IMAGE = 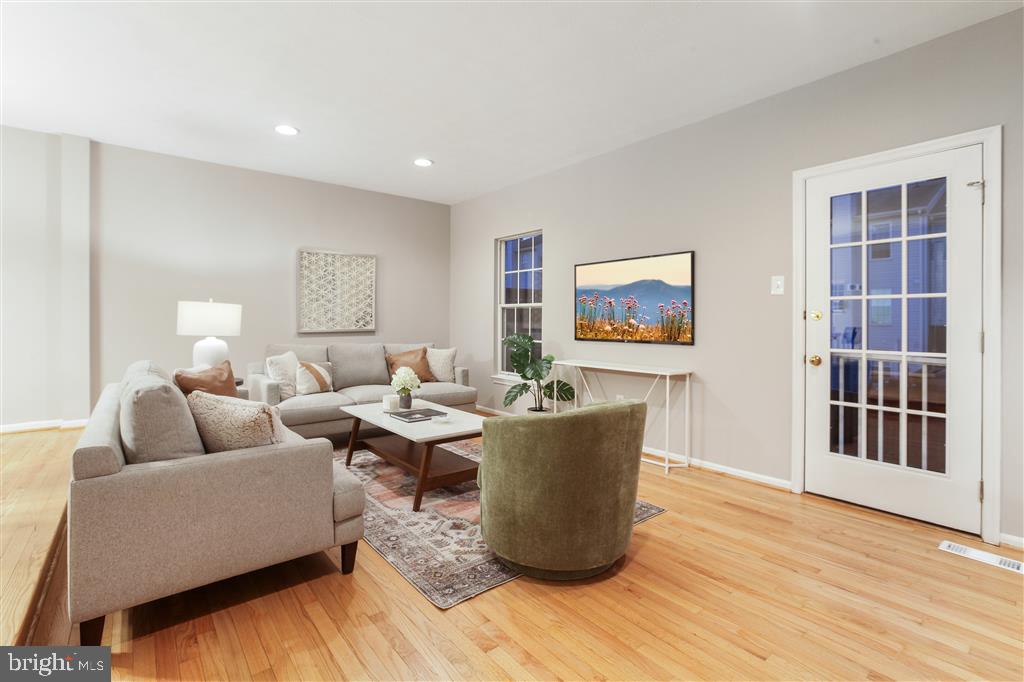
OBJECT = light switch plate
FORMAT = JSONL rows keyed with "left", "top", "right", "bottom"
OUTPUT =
{"left": 770, "top": 275, "right": 785, "bottom": 295}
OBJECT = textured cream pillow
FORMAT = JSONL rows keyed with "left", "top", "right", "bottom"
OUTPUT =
{"left": 265, "top": 350, "right": 299, "bottom": 400}
{"left": 296, "top": 361, "right": 333, "bottom": 395}
{"left": 426, "top": 348, "right": 457, "bottom": 383}
{"left": 187, "top": 392, "right": 286, "bottom": 453}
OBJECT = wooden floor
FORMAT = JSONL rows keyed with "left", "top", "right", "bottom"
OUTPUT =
{"left": 9, "top": 429, "right": 1024, "bottom": 681}
{"left": 0, "top": 428, "right": 81, "bottom": 644}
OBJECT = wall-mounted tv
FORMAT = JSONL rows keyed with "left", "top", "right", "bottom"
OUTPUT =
{"left": 575, "top": 251, "right": 694, "bottom": 345}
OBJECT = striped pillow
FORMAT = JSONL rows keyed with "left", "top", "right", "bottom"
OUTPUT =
{"left": 296, "top": 361, "right": 333, "bottom": 395}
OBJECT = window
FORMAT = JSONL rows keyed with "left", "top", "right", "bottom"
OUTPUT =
{"left": 497, "top": 231, "right": 543, "bottom": 374}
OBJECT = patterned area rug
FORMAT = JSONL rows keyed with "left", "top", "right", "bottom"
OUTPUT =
{"left": 340, "top": 440, "right": 666, "bottom": 609}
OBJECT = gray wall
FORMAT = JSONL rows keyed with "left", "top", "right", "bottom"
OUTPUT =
{"left": 450, "top": 12, "right": 1022, "bottom": 536}
{"left": 1, "top": 127, "right": 62, "bottom": 424}
{"left": 90, "top": 144, "right": 452, "bottom": 393}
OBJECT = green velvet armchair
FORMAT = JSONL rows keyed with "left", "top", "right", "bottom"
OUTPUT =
{"left": 478, "top": 400, "right": 647, "bottom": 580}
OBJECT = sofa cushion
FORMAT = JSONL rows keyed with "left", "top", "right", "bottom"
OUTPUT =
{"left": 327, "top": 343, "right": 389, "bottom": 388}
{"left": 122, "top": 359, "right": 171, "bottom": 384}
{"left": 383, "top": 342, "right": 435, "bottom": 355}
{"left": 385, "top": 347, "right": 436, "bottom": 383}
{"left": 120, "top": 371, "right": 205, "bottom": 464}
{"left": 187, "top": 391, "right": 286, "bottom": 453}
{"left": 338, "top": 384, "right": 395, "bottom": 405}
{"left": 332, "top": 460, "right": 366, "bottom": 522}
{"left": 265, "top": 350, "right": 299, "bottom": 400}
{"left": 426, "top": 348, "right": 457, "bottom": 383}
{"left": 413, "top": 382, "right": 478, "bottom": 407}
{"left": 278, "top": 391, "right": 356, "bottom": 426}
{"left": 296, "top": 361, "right": 333, "bottom": 395}
{"left": 266, "top": 344, "right": 328, "bottom": 363}
{"left": 174, "top": 360, "right": 238, "bottom": 397}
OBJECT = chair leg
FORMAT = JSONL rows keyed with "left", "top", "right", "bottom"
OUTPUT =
{"left": 79, "top": 615, "right": 105, "bottom": 646}
{"left": 340, "top": 541, "right": 358, "bottom": 574}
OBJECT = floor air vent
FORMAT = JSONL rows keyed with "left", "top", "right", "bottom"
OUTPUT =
{"left": 938, "top": 540, "right": 1023, "bottom": 574}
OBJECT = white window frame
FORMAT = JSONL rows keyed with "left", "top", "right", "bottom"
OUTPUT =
{"left": 494, "top": 229, "right": 543, "bottom": 381}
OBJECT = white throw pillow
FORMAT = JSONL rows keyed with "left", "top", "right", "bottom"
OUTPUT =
{"left": 296, "top": 361, "right": 334, "bottom": 395}
{"left": 426, "top": 347, "right": 457, "bottom": 383}
{"left": 265, "top": 350, "right": 299, "bottom": 400}
{"left": 186, "top": 391, "right": 286, "bottom": 453}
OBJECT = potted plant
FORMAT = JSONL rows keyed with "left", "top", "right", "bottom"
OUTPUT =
{"left": 391, "top": 366, "right": 420, "bottom": 409}
{"left": 501, "top": 334, "right": 576, "bottom": 412}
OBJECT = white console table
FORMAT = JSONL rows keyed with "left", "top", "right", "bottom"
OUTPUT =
{"left": 552, "top": 359, "right": 692, "bottom": 474}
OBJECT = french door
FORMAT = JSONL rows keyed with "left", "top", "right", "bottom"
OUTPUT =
{"left": 804, "top": 144, "right": 984, "bottom": 533}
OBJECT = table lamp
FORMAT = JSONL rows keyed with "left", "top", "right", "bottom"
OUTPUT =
{"left": 176, "top": 299, "right": 242, "bottom": 368}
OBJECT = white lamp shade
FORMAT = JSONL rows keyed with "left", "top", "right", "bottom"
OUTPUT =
{"left": 176, "top": 300, "right": 242, "bottom": 337}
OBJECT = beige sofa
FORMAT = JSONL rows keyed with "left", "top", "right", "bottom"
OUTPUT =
{"left": 247, "top": 343, "right": 477, "bottom": 438}
{"left": 67, "top": 364, "right": 365, "bottom": 645}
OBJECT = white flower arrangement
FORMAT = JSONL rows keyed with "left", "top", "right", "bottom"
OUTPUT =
{"left": 390, "top": 366, "right": 421, "bottom": 395}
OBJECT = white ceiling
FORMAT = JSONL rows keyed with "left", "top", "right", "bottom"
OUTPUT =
{"left": 2, "top": 1, "right": 1018, "bottom": 204}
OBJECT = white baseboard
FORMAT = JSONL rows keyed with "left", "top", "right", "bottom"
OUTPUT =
{"left": 476, "top": 404, "right": 514, "bottom": 417}
{"left": 1001, "top": 533, "right": 1024, "bottom": 549}
{"left": 1, "top": 418, "right": 87, "bottom": 434}
{"left": 643, "top": 446, "right": 791, "bottom": 490}
{"left": 690, "top": 457, "right": 791, "bottom": 490}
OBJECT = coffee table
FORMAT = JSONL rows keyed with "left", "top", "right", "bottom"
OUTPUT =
{"left": 341, "top": 399, "right": 485, "bottom": 511}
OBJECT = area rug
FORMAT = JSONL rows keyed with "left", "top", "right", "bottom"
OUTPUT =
{"left": 339, "top": 440, "right": 665, "bottom": 609}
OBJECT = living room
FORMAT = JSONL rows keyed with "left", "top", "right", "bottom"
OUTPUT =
{"left": 1, "top": 2, "right": 1022, "bottom": 681}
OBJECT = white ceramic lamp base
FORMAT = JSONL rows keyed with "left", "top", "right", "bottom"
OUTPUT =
{"left": 192, "top": 336, "right": 229, "bottom": 369}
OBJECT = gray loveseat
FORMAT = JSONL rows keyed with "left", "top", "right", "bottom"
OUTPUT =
{"left": 68, "top": 362, "right": 365, "bottom": 646}
{"left": 246, "top": 343, "right": 477, "bottom": 439}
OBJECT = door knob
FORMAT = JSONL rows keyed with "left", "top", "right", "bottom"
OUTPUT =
{"left": 809, "top": 310, "right": 823, "bottom": 321}
{"left": 808, "top": 355, "right": 822, "bottom": 366}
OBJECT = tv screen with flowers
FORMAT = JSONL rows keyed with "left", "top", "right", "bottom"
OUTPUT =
{"left": 575, "top": 251, "right": 694, "bottom": 345}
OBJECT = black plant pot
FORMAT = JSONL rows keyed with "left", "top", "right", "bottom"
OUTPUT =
{"left": 527, "top": 407, "right": 550, "bottom": 414}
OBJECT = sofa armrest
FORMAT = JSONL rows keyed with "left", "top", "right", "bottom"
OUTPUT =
{"left": 247, "top": 373, "right": 281, "bottom": 405}
{"left": 67, "top": 437, "right": 336, "bottom": 623}
{"left": 455, "top": 366, "right": 469, "bottom": 386}
{"left": 72, "top": 384, "right": 126, "bottom": 480}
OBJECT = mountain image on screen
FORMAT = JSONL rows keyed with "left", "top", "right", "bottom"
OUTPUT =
{"left": 575, "top": 277, "right": 694, "bottom": 344}
{"left": 575, "top": 279, "right": 692, "bottom": 316}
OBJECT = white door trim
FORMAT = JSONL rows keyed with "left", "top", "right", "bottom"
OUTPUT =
{"left": 790, "top": 126, "right": 1002, "bottom": 544}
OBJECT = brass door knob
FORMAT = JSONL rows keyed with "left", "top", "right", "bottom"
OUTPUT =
{"left": 808, "top": 355, "right": 822, "bottom": 366}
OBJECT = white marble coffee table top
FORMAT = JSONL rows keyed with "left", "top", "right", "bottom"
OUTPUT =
{"left": 340, "top": 399, "right": 485, "bottom": 444}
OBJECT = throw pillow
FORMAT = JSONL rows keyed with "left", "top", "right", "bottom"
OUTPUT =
{"left": 120, "top": 369, "right": 205, "bottom": 464}
{"left": 265, "top": 350, "right": 299, "bottom": 400}
{"left": 174, "top": 360, "right": 238, "bottom": 397}
{"left": 426, "top": 348, "right": 457, "bottom": 383}
{"left": 385, "top": 347, "right": 436, "bottom": 382}
{"left": 296, "top": 361, "right": 334, "bottom": 395}
{"left": 187, "top": 391, "right": 286, "bottom": 453}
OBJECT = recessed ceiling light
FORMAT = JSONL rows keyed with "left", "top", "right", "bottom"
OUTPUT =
{"left": 275, "top": 124, "right": 299, "bottom": 136}
{"left": 413, "top": 158, "right": 433, "bottom": 167}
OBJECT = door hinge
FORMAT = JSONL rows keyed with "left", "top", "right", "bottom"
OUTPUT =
{"left": 980, "top": 331, "right": 985, "bottom": 353}
{"left": 979, "top": 480, "right": 985, "bottom": 503}
{"left": 803, "top": 310, "right": 807, "bottom": 320}
{"left": 968, "top": 180, "right": 985, "bottom": 204}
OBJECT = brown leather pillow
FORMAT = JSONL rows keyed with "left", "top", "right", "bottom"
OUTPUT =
{"left": 385, "top": 347, "right": 436, "bottom": 382}
{"left": 174, "top": 360, "right": 238, "bottom": 398}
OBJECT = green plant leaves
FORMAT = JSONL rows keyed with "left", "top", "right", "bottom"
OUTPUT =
{"left": 501, "top": 335, "right": 574, "bottom": 407}
{"left": 502, "top": 382, "right": 532, "bottom": 407}
{"left": 542, "top": 379, "right": 576, "bottom": 401}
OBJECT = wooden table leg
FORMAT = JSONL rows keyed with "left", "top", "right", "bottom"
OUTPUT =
{"left": 412, "top": 443, "right": 434, "bottom": 512}
{"left": 345, "top": 418, "right": 361, "bottom": 466}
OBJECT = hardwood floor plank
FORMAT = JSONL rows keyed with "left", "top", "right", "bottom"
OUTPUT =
{"left": 12, "top": 429, "right": 1022, "bottom": 680}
